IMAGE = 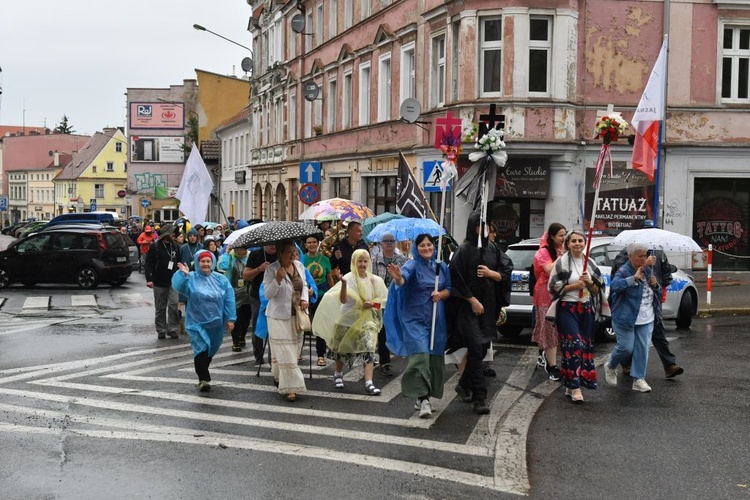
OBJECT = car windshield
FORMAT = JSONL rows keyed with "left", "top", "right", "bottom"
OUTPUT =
{"left": 505, "top": 247, "right": 537, "bottom": 269}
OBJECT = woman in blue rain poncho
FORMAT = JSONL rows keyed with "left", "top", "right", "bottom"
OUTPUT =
{"left": 384, "top": 234, "right": 451, "bottom": 418}
{"left": 172, "top": 250, "right": 236, "bottom": 392}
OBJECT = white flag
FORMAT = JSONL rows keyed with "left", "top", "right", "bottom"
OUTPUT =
{"left": 176, "top": 143, "right": 214, "bottom": 224}
{"left": 631, "top": 36, "right": 668, "bottom": 180}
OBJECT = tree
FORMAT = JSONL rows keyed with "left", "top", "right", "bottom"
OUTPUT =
{"left": 54, "top": 115, "right": 75, "bottom": 134}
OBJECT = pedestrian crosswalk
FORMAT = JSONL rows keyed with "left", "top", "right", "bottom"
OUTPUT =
{"left": 0, "top": 339, "right": 550, "bottom": 495}
{"left": 0, "top": 292, "right": 153, "bottom": 314}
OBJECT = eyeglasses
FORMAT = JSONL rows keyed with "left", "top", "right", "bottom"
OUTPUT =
{"left": 381, "top": 239, "right": 396, "bottom": 243}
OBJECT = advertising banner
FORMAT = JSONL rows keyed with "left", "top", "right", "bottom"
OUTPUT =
{"left": 584, "top": 161, "right": 655, "bottom": 232}
{"left": 130, "top": 136, "right": 185, "bottom": 163}
{"left": 129, "top": 102, "right": 185, "bottom": 129}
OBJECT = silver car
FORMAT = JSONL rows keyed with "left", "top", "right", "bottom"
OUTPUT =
{"left": 501, "top": 237, "right": 699, "bottom": 341}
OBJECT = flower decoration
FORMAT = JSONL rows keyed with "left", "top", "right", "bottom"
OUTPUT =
{"left": 476, "top": 128, "right": 506, "bottom": 155}
{"left": 594, "top": 115, "right": 629, "bottom": 145}
{"left": 437, "top": 128, "right": 462, "bottom": 190}
{"left": 461, "top": 120, "right": 479, "bottom": 143}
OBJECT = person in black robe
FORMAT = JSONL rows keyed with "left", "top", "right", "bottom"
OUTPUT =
{"left": 447, "top": 211, "right": 513, "bottom": 414}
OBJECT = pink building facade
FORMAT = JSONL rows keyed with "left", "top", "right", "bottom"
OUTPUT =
{"left": 245, "top": 0, "right": 750, "bottom": 269}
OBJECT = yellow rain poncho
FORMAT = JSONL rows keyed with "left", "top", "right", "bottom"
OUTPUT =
{"left": 312, "top": 249, "right": 388, "bottom": 355}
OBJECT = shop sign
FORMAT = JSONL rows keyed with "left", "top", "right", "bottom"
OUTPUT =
{"left": 584, "top": 161, "right": 654, "bottom": 232}
{"left": 694, "top": 197, "right": 745, "bottom": 252}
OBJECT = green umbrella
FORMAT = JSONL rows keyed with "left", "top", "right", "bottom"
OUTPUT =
{"left": 362, "top": 212, "right": 405, "bottom": 238}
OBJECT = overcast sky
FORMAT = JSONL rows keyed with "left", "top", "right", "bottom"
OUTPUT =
{"left": 0, "top": 0, "right": 253, "bottom": 136}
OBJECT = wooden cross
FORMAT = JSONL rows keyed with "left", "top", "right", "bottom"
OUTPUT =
{"left": 595, "top": 104, "right": 624, "bottom": 123}
{"left": 479, "top": 104, "right": 505, "bottom": 130}
{"left": 434, "top": 111, "right": 462, "bottom": 149}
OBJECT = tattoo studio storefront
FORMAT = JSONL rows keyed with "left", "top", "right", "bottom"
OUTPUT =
{"left": 584, "top": 161, "right": 655, "bottom": 233}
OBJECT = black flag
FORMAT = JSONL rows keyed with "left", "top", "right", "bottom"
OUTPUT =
{"left": 396, "top": 152, "right": 433, "bottom": 220}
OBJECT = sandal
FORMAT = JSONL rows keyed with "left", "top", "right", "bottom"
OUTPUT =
{"left": 334, "top": 375, "right": 344, "bottom": 389}
{"left": 317, "top": 357, "right": 326, "bottom": 367}
{"left": 364, "top": 382, "right": 381, "bottom": 396}
{"left": 286, "top": 393, "right": 297, "bottom": 402}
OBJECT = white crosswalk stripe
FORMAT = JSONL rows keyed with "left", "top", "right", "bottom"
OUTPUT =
{"left": 0, "top": 340, "right": 544, "bottom": 495}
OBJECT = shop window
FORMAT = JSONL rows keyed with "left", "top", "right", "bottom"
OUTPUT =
{"left": 365, "top": 176, "right": 396, "bottom": 214}
{"left": 332, "top": 177, "right": 351, "bottom": 199}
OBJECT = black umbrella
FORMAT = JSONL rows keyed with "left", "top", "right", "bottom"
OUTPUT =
{"left": 232, "top": 221, "right": 323, "bottom": 248}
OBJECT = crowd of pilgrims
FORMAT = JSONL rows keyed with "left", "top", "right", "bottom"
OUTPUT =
{"left": 145, "top": 211, "right": 642, "bottom": 419}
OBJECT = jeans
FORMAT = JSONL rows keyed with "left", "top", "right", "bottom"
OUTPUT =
{"left": 609, "top": 321, "right": 654, "bottom": 380}
{"left": 153, "top": 286, "right": 179, "bottom": 335}
{"left": 194, "top": 350, "right": 213, "bottom": 382}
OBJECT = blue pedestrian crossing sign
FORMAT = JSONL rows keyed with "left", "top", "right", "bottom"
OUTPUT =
{"left": 300, "top": 161, "right": 321, "bottom": 185}
{"left": 423, "top": 161, "right": 451, "bottom": 192}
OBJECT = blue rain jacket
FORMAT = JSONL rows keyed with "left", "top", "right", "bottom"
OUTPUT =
{"left": 384, "top": 241, "right": 451, "bottom": 356}
{"left": 172, "top": 251, "right": 236, "bottom": 357}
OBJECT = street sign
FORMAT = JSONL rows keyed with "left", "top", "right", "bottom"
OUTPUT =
{"left": 423, "top": 161, "right": 451, "bottom": 192}
{"left": 0, "top": 195, "right": 8, "bottom": 212}
{"left": 299, "top": 183, "right": 320, "bottom": 205}
{"left": 299, "top": 161, "right": 321, "bottom": 184}
{"left": 90, "top": 199, "right": 97, "bottom": 211}
{"left": 141, "top": 199, "right": 151, "bottom": 209}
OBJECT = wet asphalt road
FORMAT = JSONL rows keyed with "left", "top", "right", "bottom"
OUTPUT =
{"left": 0, "top": 278, "right": 748, "bottom": 499}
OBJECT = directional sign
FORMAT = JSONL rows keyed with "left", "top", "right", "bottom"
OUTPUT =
{"left": 90, "top": 199, "right": 97, "bottom": 211}
{"left": 0, "top": 195, "right": 8, "bottom": 212}
{"left": 423, "top": 161, "right": 451, "bottom": 192}
{"left": 299, "top": 183, "right": 319, "bottom": 205}
{"left": 141, "top": 198, "right": 151, "bottom": 209}
{"left": 300, "top": 161, "right": 321, "bottom": 184}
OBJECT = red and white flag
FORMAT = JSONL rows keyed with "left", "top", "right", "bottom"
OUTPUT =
{"left": 631, "top": 36, "right": 668, "bottom": 181}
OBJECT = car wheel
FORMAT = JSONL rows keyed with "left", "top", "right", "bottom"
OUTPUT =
{"left": 109, "top": 278, "right": 127, "bottom": 287}
{"left": 77, "top": 266, "right": 99, "bottom": 289}
{"left": 0, "top": 268, "right": 9, "bottom": 288}
{"left": 675, "top": 292, "right": 693, "bottom": 329}
{"left": 596, "top": 317, "right": 616, "bottom": 342}
{"left": 498, "top": 325, "right": 523, "bottom": 338}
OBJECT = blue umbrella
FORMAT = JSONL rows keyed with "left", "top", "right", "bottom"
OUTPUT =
{"left": 362, "top": 212, "right": 404, "bottom": 238}
{"left": 366, "top": 217, "right": 445, "bottom": 243}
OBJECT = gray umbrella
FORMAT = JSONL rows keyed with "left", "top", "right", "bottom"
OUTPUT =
{"left": 232, "top": 221, "right": 323, "bottom": 248}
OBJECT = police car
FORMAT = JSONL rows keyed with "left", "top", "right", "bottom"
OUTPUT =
{"left": 500, "top": 236, "right": 699, "bottom": 341}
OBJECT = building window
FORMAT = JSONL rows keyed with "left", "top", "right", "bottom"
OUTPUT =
{"left": 480, "top": 17, "right": 502, "bottom": 95}
{"left": 430, "top": 34, "right": 446, "bottom": 108}
{"left": 365, "top": 176, "right": 396, "bottom": 214}
{"left": 314, "top": 98, "right": 323, "bottom": 132}
{"left": 115, "top": 142, "right": 122, "bottom": 152}
{"left": 306, "top": 11, "right": 314, "bottom": 48}
{"left": 328, "top": 78, "right": 338, "bottom": 132}
{"left": 106, "top": 161, "right": 114, "bottom": 172}
{"left": 359, "top": 62, "right": 371, "bottom": 125}
{"left": 528, "top": 17, "right": 552, "bottom": 95}
{"left": 343, "top": 71, "right": 353, "bottom": 128}
{"left": 332, "top": 177, "right": 351, "bottom": 199}
{"left": 400, "top": 42, "right": 416, "bottom": 102}
{"left": 722, "top": 25, "right": 750, "bottom": 102}
{"left": 316, "top": 3, "right": 324, "bottom": 46}
{"left": 124, "top": 162, "right": 128, "bottom": 172}
{"left": 289, "top": 94, "right": 297, "bottom": 140}
{"left": 330, "top": 1, "right": 338, "bottom": 37}
{"left": 362, "top": 0, "right": 371, "bottom": 19}
{"left": 92, "top": 166, "right": 97, "bottom": 173}
{"left": 94, "top": 184, "right": 104, "bottom": 198}
{"left": 344, "top": 0, "right": 353, "bottom": 29}
{"left": 378, "top": 53, "right": 392, "bottom": 121}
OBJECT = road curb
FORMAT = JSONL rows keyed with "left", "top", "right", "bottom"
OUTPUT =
{"left": 698, "top": 308, "right": 750, "bottom": 317}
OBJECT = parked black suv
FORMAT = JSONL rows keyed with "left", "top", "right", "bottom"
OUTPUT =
{"left": 0, "top": 227, "right": 132, "bottom": 289}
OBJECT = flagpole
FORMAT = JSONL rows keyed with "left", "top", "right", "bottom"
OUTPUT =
{"left": 429, "top": 185, "right": 448, "bottom": 350}
{"left": 653, "top": 122, "right": 664, "bottom": 227}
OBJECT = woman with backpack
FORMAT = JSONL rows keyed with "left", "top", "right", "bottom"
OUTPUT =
{"left": 531, "top": 223, "right": 566, "bottom": 381}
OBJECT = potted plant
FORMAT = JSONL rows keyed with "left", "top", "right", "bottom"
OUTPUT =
{"left": 313, "top": 125, "right": 323, "bottom": 136}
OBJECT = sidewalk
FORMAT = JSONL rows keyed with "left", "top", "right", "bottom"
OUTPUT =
{"left": 691, "top": 270, "right": 750, "bottom": 316}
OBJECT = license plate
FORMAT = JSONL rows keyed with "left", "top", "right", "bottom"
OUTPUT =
{"left": 117, "top": 256, "right": 127, "bottom": 262}
{"left": 512, "top": 282, "right": 529, "bottom": 292}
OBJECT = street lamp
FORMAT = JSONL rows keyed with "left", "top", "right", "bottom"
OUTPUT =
{"left": 193, "top": 23, "right": 253, "bottom": 53}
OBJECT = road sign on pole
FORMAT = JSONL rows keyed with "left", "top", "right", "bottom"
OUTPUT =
{"left": 299, "top": 162, "right": 321, "bottom": 185}
{"left": 423, "top": 161, "right": 451, "bottom": 192}
{"left": 0, "top": 195, "right": 8, "bottom": 212}
{"left": 299, "top": 183, "right": 320, "bottom": 205}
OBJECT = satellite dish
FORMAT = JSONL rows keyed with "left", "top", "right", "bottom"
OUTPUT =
{"left": 400, "top": 98, "right": 422, "bottom": 123}
{"left": 303, "top": 80, "right": 320, "bottom": 102}
{"left": 291, "top": 14, "right": 306, "bottom": 34}
{"left": 241, "top": 57, "right": 253, "bottom": 73}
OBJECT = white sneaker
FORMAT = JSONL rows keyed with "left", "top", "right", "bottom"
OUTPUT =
{"left": 419, "top": 399, "right": 432, "bottom": 418}
{"left": 537, "top": 351, "right": 547, "bottom": 369}
{"left": 603, "top": 357, "right": 618, "bottom": 387}
{"left": 632, "top": 378, "right": 652, "bottom": 393}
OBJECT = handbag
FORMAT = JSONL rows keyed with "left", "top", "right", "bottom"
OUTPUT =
{"left": 295, "top": 305, "right": 312, "bottom": 331}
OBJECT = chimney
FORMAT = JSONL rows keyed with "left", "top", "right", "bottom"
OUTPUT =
{"left": 54, "top": 152, "right": 60, "bottom": 167}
